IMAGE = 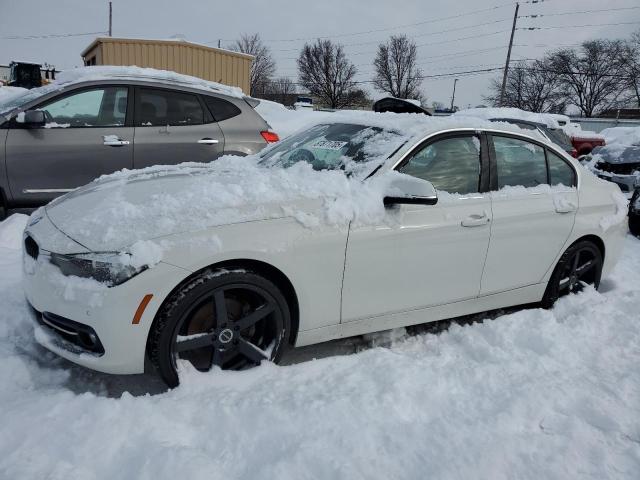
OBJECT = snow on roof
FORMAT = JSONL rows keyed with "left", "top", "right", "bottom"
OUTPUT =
{"left": 255, "top": 102, "right": 542, "bottom": 145}
{"left": 455, "top": 107, "right": 561, "bottom": 129}
{"left": 55, "top": 66, "right": 244, "bottom": 98}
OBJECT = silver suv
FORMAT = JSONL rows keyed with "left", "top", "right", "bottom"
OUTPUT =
{"left": 0, "top": 70, "right": 276, "bottom": 217}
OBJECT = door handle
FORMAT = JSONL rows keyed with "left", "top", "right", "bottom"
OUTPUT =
{"left": 197, "top": 138, "right": 219, "bottom": 145}
{"left": 103, "top": 136, "right": 130, "bottom": 146}
{"left": 461, "top": 213, "right": 491, "bottom": 227}
{"left": 554, "top": 200, "right": 577, "bottom": 214}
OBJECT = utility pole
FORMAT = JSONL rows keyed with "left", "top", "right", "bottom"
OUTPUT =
{"left": 218, "top": 39, "right": 221, "bottom": 49}
{"left": 499, "top": 2, "right": 519, "bottom": 107}
{"left": 450, "top": 78, "right": 459, "bottom": 111}
{"left": 108, "top": 1, "right": 113, "bottom": 37}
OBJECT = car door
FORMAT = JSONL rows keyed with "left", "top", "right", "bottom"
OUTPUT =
{"left": 480, "top": 133, "right": 578, "bottom": 295}
{"left": 5, "top": 85, "right": 133, "bottom": 205}
{"left": 341, "top": 132, "right": 492, "bottom": 322}
{"left": 133, "top": 87, "right": 225, "bottom": 168}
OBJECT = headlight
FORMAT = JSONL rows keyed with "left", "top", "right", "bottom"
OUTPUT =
{"left": 49, "top": 252, "right": 146, "bottom": 286}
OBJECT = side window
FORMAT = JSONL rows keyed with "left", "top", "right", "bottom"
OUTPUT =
{"left": 138, "top": 88, "right": 204, "bottom": 126}
{"left": 492, "top": 136, "right": 547, "bottom": 189}
{"left": 547, "top": 150, "right": 576, "bottom": 187}
{"left": 203, "top": 96, "right": 241, "bottom": 122}
{"left": 38, "top": 87, "right": 128, "bottom": 128}
{"left": 398, "top": 135, "right": 481, "bottom": 195}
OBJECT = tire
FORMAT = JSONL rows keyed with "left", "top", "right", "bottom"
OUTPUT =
{"left": 148, "top": 268, "right": 291, "bottom": 388}
{"left": 541, "top": 240, "right": 603, "bottom": 309}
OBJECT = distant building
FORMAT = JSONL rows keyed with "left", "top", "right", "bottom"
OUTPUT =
{"left": 597, "top": 108, "right": 640, "bottom": 120}
{"left": 81, "top": 37, "right": 253, "bottom": 94}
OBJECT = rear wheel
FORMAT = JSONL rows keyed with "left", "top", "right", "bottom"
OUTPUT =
{"left": 149, "top": 269, "right": 290, "bottom": 388}
{"left": 541, "top": 240, "right": 603, "bottom": 308}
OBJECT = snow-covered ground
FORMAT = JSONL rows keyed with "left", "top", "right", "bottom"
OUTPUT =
{"left": 1, "top": 210, "right": 639, "bottom": 478}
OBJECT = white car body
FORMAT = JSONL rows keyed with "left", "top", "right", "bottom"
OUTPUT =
{"left": 22, "top": 115, "right": 628, "bottom": 376}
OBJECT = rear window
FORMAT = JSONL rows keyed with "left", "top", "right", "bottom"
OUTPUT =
{"left": 203, "top": 96, "right": 241, "bottom": 122}
{"left": 544, "top": 127, "right": 573, "bottom": 150}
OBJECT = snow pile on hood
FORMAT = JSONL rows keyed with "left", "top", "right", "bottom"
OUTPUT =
{"left": 600, "top": 126, "right": 640, "bottom": 147}
{"left": 454, "top": 107, "right": 561, "bottom": 128}
{"left": 44, "top": 156, "right": 424, "bottom": 252}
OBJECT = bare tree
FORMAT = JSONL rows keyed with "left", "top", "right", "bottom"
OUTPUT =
{"left": 548, "top": 40, "right": 628, "bottom": 117}
{"left": 620, "top": 30, "right": 640, "bottom": 107}
{"left": 485, "top": 58, "right": 562, "bottom": 112}
{"left": 297, "top": 39, "right": 357, "bottom": 108}
{"left": 263, "top": 76, "right": 296, "bottom": 105}
{"left": 229, "top": 33, "right": 276, "bottom": 96}
{"left": 373, "top": 35, "right": 424, "bottom": 101}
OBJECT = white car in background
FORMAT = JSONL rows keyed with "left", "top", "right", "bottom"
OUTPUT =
{"left": 22, "top": 113, "right": 627, "bottom": 387}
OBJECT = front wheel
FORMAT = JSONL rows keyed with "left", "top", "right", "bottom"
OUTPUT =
{"left": 541, "top": 240, "right": 603, "bottom": 309}
{"left": 148, "top": 269, "right": 291, "bottom": 388}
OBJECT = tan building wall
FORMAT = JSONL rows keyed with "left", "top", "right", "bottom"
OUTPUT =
{"left": 81, "top": 37, "right": 253, "bottom": 94}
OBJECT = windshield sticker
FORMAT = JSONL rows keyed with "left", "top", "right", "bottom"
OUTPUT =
{"left": 309, "top": 139, "right": 348, "bottom": 150}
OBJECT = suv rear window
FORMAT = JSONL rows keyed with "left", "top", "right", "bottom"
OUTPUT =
{"left": 203, "top": 96, "right": 241, "bottom": 122}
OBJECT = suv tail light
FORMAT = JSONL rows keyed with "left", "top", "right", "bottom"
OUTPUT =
{"left": 261, "top": 131, "right": 280, "bottom": 143}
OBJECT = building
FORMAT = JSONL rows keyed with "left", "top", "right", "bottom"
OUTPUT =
{"left": 81, "top": 37, "right": 253, "bottom": 94}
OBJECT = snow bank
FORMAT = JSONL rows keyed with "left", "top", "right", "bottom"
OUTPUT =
{"left": 0, "top": 213, "right": 27, "bottom": 250}
{"left": 1, "top": 208, "right": 640, "bottom": 478}
{"left": 255, "top": 99, "right": 330, "bottom": 137}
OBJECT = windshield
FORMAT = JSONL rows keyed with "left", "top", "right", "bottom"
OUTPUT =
{"left": 0, "top": 82, "right": 64, "bottom": 116}
{"left": 260, "top": 123, "right": 406, "bottom": 174}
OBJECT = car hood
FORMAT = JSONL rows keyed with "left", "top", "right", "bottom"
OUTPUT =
{"left": 593, "top": 145, "right": 640, "bottom": 164}
{"left": 44, "top": 159, "right": 375, "bottom": 253}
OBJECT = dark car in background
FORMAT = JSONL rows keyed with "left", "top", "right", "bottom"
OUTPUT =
{"left": 0, "top": 67, "right": 278, "bottom": 218}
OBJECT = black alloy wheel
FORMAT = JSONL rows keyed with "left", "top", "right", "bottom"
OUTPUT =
{"left": 541, "top": 240, "right": 603, "bottom": 308}
{"left": 149, "top": 269, "right": 290, "bottom": 388}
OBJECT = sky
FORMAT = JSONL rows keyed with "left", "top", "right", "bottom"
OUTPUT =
{"left": 1, "top": 0, "right": 639, "bottom": 108}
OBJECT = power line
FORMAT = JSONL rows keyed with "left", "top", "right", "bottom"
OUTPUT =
{"left": 269, "top": 19, "right": 511, "bottom": 52}
{"left": 0, "top": 31, "right": 106, "bottom": 40}
{"left": 519, "top": 5, "right": 640, "bottom": 18}
{"left": 212, "top": 2, "right": 518, "bottom": 44}
{"left": 518, "top": 21, "right": 640, "bottom": 31}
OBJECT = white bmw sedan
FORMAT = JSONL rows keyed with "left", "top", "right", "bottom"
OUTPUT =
{"left": 22, "top": 113, "right": 627, "bottom": 387}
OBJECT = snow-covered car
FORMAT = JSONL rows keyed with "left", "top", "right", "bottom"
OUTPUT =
{"left": 454, "top": 107, "right": 577, "bottom": 157}
{"left": 587, "top": 143, "right": 640, "bottom": 197}
{"left": 22, "top": 113, "right": 628, "bottom": 387}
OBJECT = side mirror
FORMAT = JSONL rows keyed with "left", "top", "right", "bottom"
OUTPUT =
{"left": 16, "top": 110, "right": 46, "bottom": 127}
{"left": 383, "top": 174, "right": 438, "bottom": 206}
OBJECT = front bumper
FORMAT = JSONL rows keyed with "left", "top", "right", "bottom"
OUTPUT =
{"left": 22, "top": 231, "right": 189, "bottom": 375}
